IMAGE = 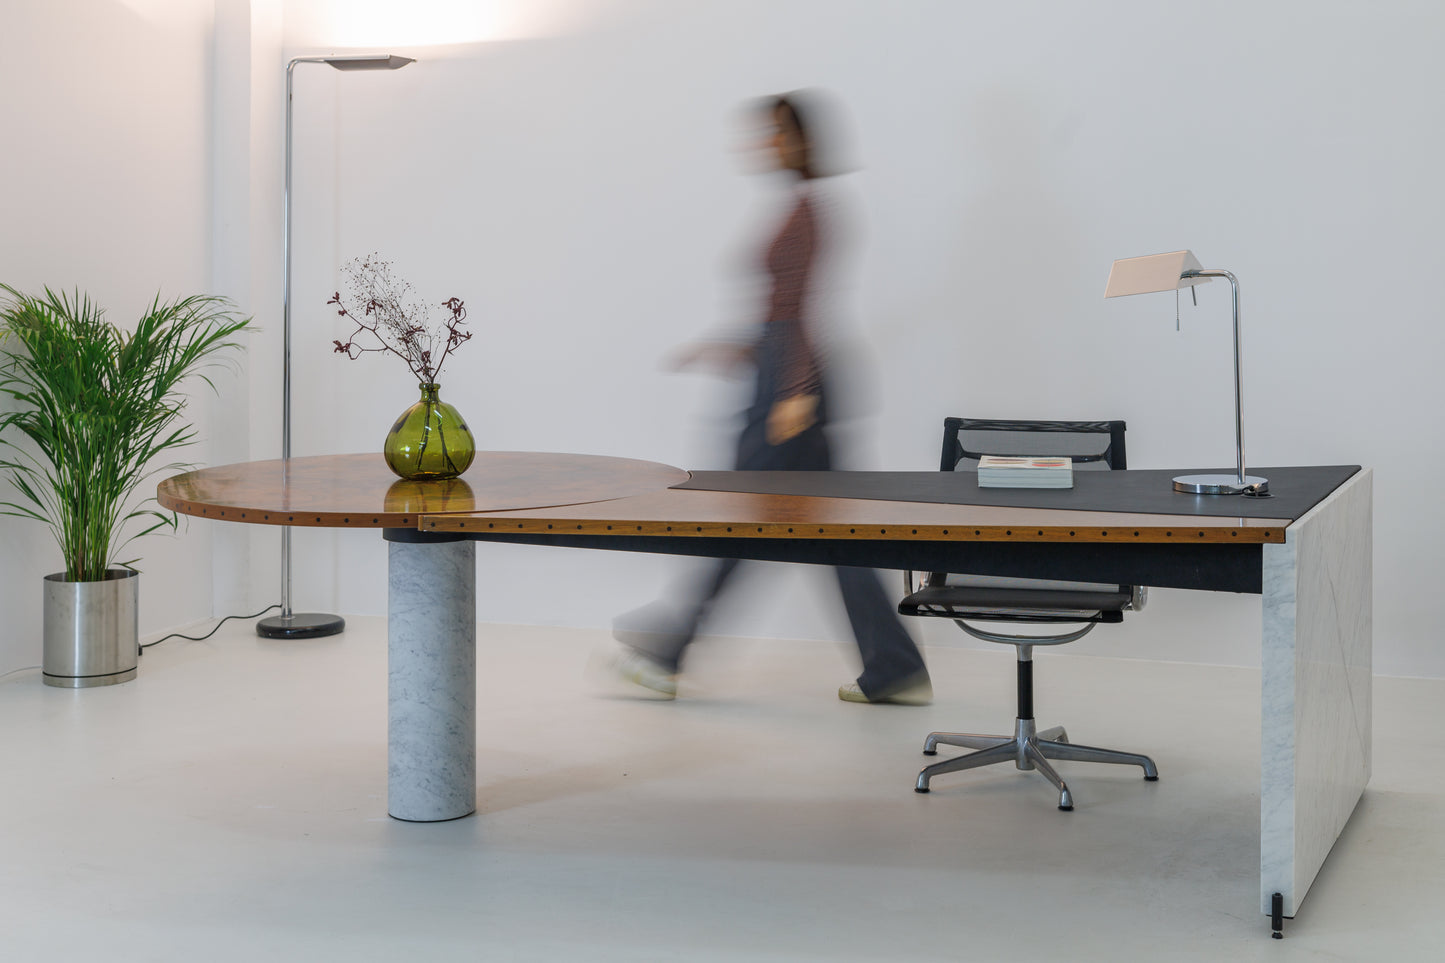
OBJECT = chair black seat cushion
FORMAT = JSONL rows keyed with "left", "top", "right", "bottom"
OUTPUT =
{"left": 899, "top": 584, "right": 1132, "bottom": 621}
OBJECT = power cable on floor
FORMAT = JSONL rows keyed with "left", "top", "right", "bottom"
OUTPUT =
{"left": 139, "top": 604, "right": 281, "bottom": 652}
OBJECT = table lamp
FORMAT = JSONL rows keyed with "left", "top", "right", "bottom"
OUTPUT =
{"left": 1104, "top": 250, "right": 1268, "bottom": 496}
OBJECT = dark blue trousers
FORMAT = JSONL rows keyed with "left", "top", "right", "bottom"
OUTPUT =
{"left": 634, "top": 328, "right": 929, "bottom": 698}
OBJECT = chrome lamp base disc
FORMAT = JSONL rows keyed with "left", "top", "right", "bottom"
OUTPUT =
{"left": 1172, "top": 473, "right": 1270, "bottom": 496}
{"left": 256, "top": 612, "right": 346, "bottom": 639}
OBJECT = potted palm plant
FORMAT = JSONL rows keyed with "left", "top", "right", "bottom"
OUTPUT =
{"left": 0, "top": 286, "right": 249, "bottom": 687}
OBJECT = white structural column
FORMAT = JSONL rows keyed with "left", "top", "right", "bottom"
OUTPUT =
{"left": 387, "top": 537, "right": 477, "bottom": 822}
{"left": 1260, "top": 468, "right": 1372, "bottom": 916}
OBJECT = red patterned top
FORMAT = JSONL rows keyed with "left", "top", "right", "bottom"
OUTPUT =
{"left": 764, "top": 190, "right": 823, "bottom": 399}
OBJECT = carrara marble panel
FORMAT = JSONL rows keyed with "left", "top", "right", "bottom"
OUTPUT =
{"left": 1260, "top": 469, "right": 1372, "bottom": 916}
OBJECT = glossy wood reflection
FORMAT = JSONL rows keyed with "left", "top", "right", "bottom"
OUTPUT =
{"left": 426, "top": 487, "right": 1290, "bottom": 544}
{"left": 157, "top": 452, "right": 690, "bottom": 528}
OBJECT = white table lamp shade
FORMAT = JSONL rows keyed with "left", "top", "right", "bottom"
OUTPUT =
{"left": 1104, "top": 250, "right": 1211, "bottom": 298}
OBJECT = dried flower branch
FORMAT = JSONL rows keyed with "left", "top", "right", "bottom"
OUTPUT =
{"left": 329, "top": 255, "right": 472, "bottom": 383}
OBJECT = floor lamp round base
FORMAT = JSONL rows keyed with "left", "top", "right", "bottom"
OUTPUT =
{"left": 1172, "top": 473, "right": 1270, "bottom": 496}
{"left": 257, "top": 613, "right": 346, "bottom": 639}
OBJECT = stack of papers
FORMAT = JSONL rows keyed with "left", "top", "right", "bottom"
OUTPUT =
{"left": 976, "top": 455, "right": 1074, "bottom": 489}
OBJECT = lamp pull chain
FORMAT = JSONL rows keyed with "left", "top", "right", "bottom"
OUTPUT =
{"left": 1175, "top": 284, "right": 1200, "bottom": 331}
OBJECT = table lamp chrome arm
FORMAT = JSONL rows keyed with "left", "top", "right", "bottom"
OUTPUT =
{"left": 1179, "top": 267, "right": 1260, "bottom": 491}
{"left": 1173, "top": 268, "right": 1267, "bottom": 496}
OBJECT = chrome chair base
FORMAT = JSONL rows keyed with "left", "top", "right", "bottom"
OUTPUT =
{"left": 915, "top": 717, "right": 1158, "bottom": 811}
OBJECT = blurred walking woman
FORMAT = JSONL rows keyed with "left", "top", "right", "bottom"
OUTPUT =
{"left": 613, "top": 91, "right": 932, "bottom": 706}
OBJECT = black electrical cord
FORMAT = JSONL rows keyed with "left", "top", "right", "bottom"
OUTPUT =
{"left": 139, "top": 604, "right": 281, "bottom": 652}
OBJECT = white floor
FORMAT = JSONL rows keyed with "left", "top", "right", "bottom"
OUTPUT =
{"left": 2, "top": 618, "right": 1442, "bottom": 962}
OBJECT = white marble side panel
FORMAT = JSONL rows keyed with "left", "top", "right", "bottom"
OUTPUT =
{"left": 1260, "top": 469, "right": 1372, "bottom": 915}
{"left": 388, "top": 539, "right": 477, "bottom": 822}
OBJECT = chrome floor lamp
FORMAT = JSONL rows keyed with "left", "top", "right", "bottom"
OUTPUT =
{"left": 258, "top": 53, "right": 415, "bottom": 640}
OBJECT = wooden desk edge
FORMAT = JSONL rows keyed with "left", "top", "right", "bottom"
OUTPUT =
{"left": 422, "top": 507, "right": 1291, "bottom": 544}
{"left": 157, "top": 492, "right": 426, "bottom": 529}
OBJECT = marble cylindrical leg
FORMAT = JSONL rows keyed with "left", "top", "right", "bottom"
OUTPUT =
{"left": 388, "top": 538, "right": 476, "bottom": 821}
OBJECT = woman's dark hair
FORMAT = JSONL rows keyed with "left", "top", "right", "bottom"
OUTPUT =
{"left": 761, "top": 89, "right": 836, "bottom": 179}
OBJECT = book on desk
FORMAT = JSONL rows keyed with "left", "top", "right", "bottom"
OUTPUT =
{"left": 976, "top": 455, "right": 1074, "bottom": 489}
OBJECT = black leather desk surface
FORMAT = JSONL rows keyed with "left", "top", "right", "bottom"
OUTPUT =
{"left": 675, "top": 466, "right": 1360, "bottom": 523}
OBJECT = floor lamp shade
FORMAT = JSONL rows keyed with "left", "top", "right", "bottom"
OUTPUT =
{"left": 257, "top": 52, "right": 415, "bottom": 641}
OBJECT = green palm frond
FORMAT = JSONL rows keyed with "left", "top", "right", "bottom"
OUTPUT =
{"left": 0, "top": 285, "right": 249, "bottom": 581}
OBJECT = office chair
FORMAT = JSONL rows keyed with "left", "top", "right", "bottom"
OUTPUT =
{"left": 898, "top": 418, "right": 1158, "bottom": 810}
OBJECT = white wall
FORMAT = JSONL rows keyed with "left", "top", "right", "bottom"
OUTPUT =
{"left": 210, "top": 0, "right": 285, "bottom": 618}
{"left": 273, "top": 0, "right": 1444, "bottom": 677}
{"left": 0, "top": 0, "right": 234, "bottom": 676}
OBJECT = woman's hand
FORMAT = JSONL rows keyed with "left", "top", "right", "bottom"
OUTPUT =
{"left": 767, "top": 393, "right": 819, "bottom": 445}
{"left": 667, "top": 340, "right": 753, "bottom": 374}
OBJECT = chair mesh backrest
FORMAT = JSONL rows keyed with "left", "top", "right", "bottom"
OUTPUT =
{"left": 942, "top": 418, "right": 1126, "bottom": 473}
{"left": 930, "top": 417, "right": 1132, "bottom": 597}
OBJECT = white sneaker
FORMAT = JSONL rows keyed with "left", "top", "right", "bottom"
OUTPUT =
{"left": 838, "top": 678, "right": 933, "bottom": 706}
{"left": 610, "top": 649, "right": 678, "bottom": 700}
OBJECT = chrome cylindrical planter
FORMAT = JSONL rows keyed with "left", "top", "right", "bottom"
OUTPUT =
{"left": 42, "top": 569, "right": 139, "bottom": 688}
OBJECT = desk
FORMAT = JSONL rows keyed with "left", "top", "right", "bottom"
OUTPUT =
{"left": 158, "top": 453, "right": 1371, "bottom": 926}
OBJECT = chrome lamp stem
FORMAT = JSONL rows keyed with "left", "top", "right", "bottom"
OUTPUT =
{"left": 1172, "top": 268, "right": 1268, "bottom": 496}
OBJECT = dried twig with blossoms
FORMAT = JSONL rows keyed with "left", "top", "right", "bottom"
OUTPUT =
{"left": 328, "top": 255, "right": 472, "bottom": 383}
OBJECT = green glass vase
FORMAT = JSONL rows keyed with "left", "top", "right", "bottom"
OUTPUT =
{"left": 383, "top": 383, "right": 475, "bottom": 480}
